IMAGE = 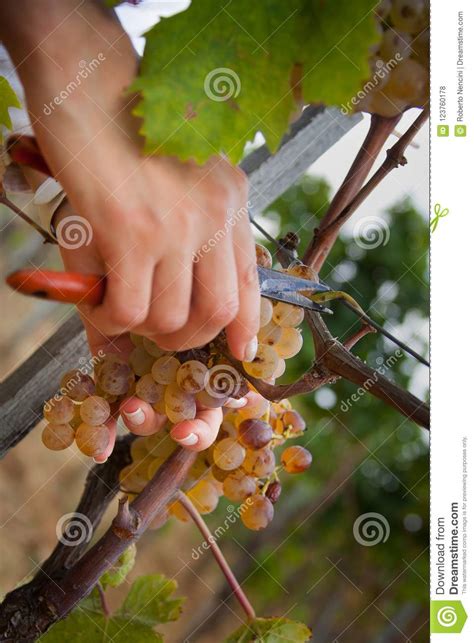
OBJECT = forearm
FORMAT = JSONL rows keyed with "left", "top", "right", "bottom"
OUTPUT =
{"left": 0, "top": 0, "right": 136, "bottom": 116}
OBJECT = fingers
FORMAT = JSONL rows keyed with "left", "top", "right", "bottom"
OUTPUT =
{"left": 225, "top": 213, "right": 260, "bottom": 361}
{"left": 89, "top": 253, "right": 154, "bottom": 336}
{"left": 93, "top": 418, "right": 117, "bottom": 464}
{"left": 139, "top": 254, "right": 193, "bottom": 336}
{"left": 170, "top": 406, "right": 223, "bottom": 451}
{"left": 151, "top": 238, "right": 239, "bottom": 351}
{"left": 120, "top": 397, "right": 167, "bottom": 436}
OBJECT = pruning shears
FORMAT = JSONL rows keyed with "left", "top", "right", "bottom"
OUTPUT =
{"left": 6, "top": 265, "right": 334, "bottom": 313}
{"left": 4, "top": 134, "right": 430, "bottom": 367}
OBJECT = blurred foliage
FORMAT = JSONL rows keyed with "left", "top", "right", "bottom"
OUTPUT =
{"left": 159, "top": 175, "right": 429, "bottom": 641}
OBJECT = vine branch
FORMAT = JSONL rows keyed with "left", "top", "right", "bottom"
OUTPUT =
{"left": 0, "top": 446, "right": 196, "bottom": 640}
{"left": 303, "top": 113, "right": 401, "bottom": 271}
{"left": 0, "top": 191, "right": 57, "bottom": 244}
{"left": 306, "top": 109, "right": 429, "bottom": 270}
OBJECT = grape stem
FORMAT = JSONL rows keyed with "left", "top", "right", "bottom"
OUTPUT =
{"left": 177, "top": 491, "right": 256, "bottom": 622}
{"left": 303, "top": 112, "right": 402, "bottom": 271}
{"left": 0, "top": 191, "right": 58, "bottom": 244}
{"left": 305, "top": 108, "right": 429, "bottom": 272}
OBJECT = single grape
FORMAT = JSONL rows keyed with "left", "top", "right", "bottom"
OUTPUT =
{"left": 238, "top": 419, "right": 273, "bottom": 450}
{"left": 165, "top": 383, "right": 196, "bottom": 420}
{"left": 281, "top": 445, "right": 312, "bottom": 473}
{"left": 238, "top": 391, "right": 270, "bottom": 420}
{"left": 129, "top": 332, "right": 143, "bottom": 347}
{"left": 241, "top": 494, "right": 274, "bottom": 530}
{"left": 42, "top": 423, "right": 75, "bottom": 451}
{"left": 274, "top": 327, "right": 303, "bottom": 359}
{"left": 151, "top": 355, "right": 180, "bottom": 385}
{"left": 136, "top": 374, "right": 165, "bottom": 404}
{"left": 259, "top": 297, "right": 274, "bottom": 328}
{"left": 255, "top": 243, "right": 272, "bottom": 268}
{"left": 166, "top": 406, "right": 196, "bottom": 423}
{"left": 273, "top": 358, "right": 286, "bottom": 379}
{"left": 80, "top": 395, "right": 110, "bottom": 426}
{"left": 390, "top": 0, "right": 428, "bottom": 34}
{"left": 196, "top": 389, "right": 228, "bottom": 408}
{"left": 130, "top": 436, "right": 149, "bottom": 461}
{"left": 379, "top": 29, "right": 412, "bottom": 62}
{"left": 119, "top": 462, "right": 149, "bottom": 493}
{"left": 265, "top": 480, "right": 282, "bottom": 504}
{"left": 144, "top": 432, "right": 177, "bottom": 458}
{"left": 98, "top": 355, "right": 133, "bottom": 395}
{"left": 258, "top": 321, "right": 282, "bottom": 347}
{"left": 384, "top": 58, "right": 428, "bottom": 103}
{"left": 223, "top": 469, "right": 257, "bottom": 502}
{"left": 213, "top": 438, "right": 246, "bottom": 471}
{"left": 243, "top": 344, "right": 279, "bottom": 380}
{"left": 243, "top": 447, "right": 276, "bottom": 477}
{"left": 282, "top": 410, "right": 306, "bottom": 436}
{"left": 75, "top": 423, "right": 109, "bottom": 457}
{"left": 272, "top": 302, "right": 304, "bottom": 328}
{"left": 220, "top": 420, "right": 238, "bottom": 439}
{"left": 287, "top": 263, "right": 319, "bottom": 282}
{"left": 60, "top": 370, "right": 95, "bottom": 402}
{"left": 142, "top": 337, "right": 166, "bottom": 358}
{"left": 188, "top": 480, "right": 220, "bottom": 514}
{"left": 361, "top": 89, "right": 407, "bottom": 117}
{"left": 43, "top": 395, "right": 74, "bottom": 424}
{"left": 176, "top": 360, "right": 208, "bottom": 393}
{"left": 129, "top": 346, "right": 155, "bottom": 377}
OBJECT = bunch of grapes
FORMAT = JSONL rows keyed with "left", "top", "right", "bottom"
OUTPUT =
{"left": 40, "top": 244, "right": 314, "bottom": 530}
{"left": 122, "top": 396, "right": 312, "bottom": 531}
{"left": 358, "top": 0, "right": 429, "bottom": 117}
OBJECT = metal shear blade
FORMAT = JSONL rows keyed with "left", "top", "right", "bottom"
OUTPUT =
{"left": 257, "top": 266, "right": 332, "bottom": 314}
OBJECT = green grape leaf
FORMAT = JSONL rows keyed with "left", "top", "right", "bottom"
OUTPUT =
{"left": 117, "top": 574, "right": 184, "bottom": 626}
{"left": 100, "top": 544, "right": 136, "bottom": 588}
{"left": 43, "top": 574, "right": 182, "bottom": 642}
{"left": 0, "top": 76, "right": 21, "bottom": 137}
{"left": 225, "top": 617, "right": 312, "bottom": 642}
{"left": 132, "top": 0, "right": 378, "bottom": 163}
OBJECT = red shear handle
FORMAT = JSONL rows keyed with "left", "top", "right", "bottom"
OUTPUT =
{"left": 6, "top": 269, "right": 105, "bottom": 306}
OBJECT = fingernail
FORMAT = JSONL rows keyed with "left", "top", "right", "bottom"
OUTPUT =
{"left": 123, "top": 408, "right": 145, "bottom": 426}
{"left": 225, "top": 397, "right": 248, "bottom": 409}
{"left": 174, "top": 432, "right": 198, "bottom": 446}
{"left": 244, "top": 336, "right": 258, "bottom": 362}
{"left": 93, "top": 457, "right": 108, "bottom": 464}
